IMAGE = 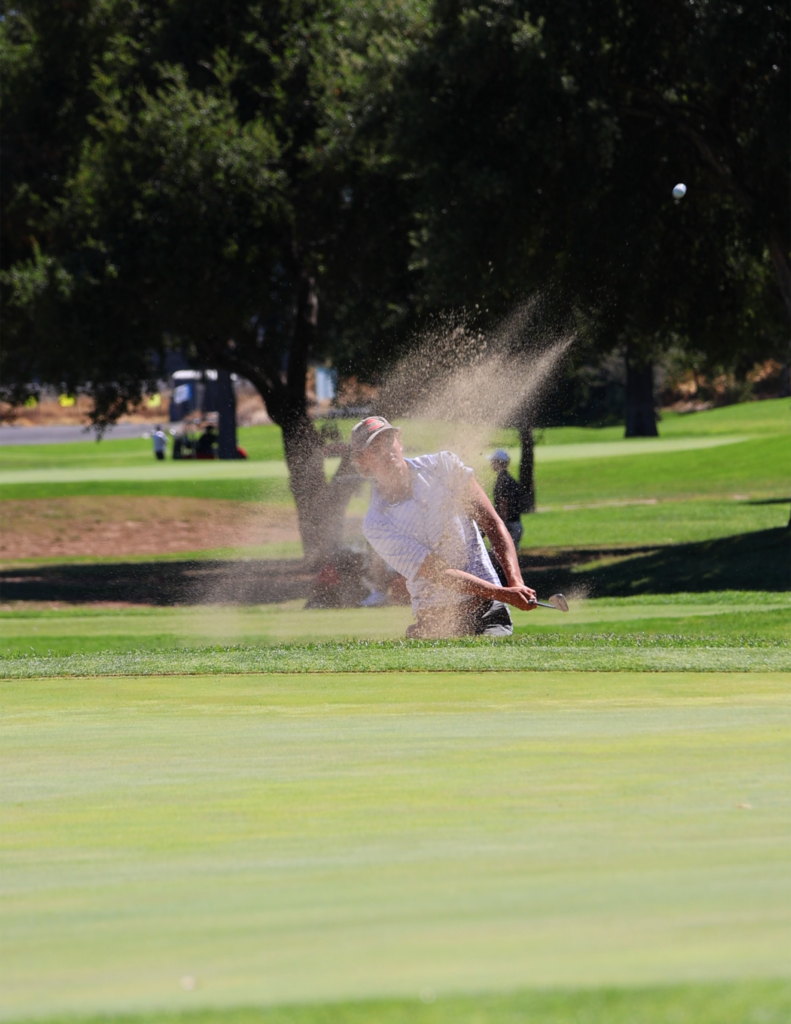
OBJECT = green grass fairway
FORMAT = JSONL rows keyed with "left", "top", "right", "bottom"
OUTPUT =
{"left": 0, "top": 435, "right": 750, "bottom": 485}
{"left": 2, "top": 671, "right": 789, "bottom": 1022}
{"left": 1, "top": 401, "right": 787, "bottom": 1024}
{"left": 1, "top": 592, "right": 789, "bottom": 660}
{"left": 0, "top": 458, "right": 290, "bottom": 486}
{"left": 521, "top": 497, "right": 789, "bottom": 546}
{"left": 0, "top": 425, "right": 287, "bottom": 472}
{"left": 3, "top": 633, "right": 788, "bottom": 677}
{"left": 3, "top": 400, "right": 787, "bottom": 511}
{"left": 13, "top": 981, "right": 791, "bottom": 1024}
{"left": 527, "top": 435, "right": 788, "bottom": 505}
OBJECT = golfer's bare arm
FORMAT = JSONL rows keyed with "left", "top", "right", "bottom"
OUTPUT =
{"left": 415, "top": 479, "right": 537, "bottom": 612}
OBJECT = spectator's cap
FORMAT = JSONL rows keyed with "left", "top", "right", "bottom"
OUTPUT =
{"left": 350, "top": 416, "right": 397, "bottom": 455}
{"left": 489, "top": 448, "right": 510, "bottom": 465}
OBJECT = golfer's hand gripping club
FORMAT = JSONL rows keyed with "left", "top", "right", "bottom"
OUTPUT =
{"left": 501, "top": 584, "right": 538, "bottom": 611}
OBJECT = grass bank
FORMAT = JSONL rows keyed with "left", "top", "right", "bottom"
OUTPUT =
{"left": 2, "top": 633, "right": 788, "bottom": 677}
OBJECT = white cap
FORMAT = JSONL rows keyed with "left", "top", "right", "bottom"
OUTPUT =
{"left": 489, "top": 448, "right": 510, "bottom": 465}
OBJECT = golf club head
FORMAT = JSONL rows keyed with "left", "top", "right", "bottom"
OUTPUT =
{"left": 548, "top": 593, "right": 569, "bottom": 612}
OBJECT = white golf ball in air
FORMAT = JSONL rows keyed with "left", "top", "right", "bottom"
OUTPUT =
{"left": 672, "top": 183, "right": 687, "bottom": 199}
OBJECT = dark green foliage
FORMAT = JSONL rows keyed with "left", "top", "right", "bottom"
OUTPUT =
{"left": 375, "top": 0, "right": 789, "bottom": 428}
{"left": 1, "top": 1, "right": 786, "bottom": 440}
{"left": 0, "top": 1, "right": 421, "bottom": 546}
{"left": 0, "top": 1, "right": 416, "bottom": 423}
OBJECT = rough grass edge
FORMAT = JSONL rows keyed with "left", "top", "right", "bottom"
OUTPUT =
{"left": 7, "top": 979, "right": 791, "bottom": 1024}
{"left": 2, "top": 633, "right": 789, "bottom": 679}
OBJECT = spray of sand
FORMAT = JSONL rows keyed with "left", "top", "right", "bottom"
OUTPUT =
{"left": 184, "top": 298, "right": 574, "bottom": 631}
{"left": 378, "top": 300, "right": 574, "bottom": 469}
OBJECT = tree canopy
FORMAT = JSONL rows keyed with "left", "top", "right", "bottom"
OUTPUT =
{"left": 1, "top": 0, "right": 787, "bottom": 536}
{"left": 1, "top": 0, "right": 425, "bottom": 548}
{"left": 376, "top": 1, "right": 788, "bottom": 388}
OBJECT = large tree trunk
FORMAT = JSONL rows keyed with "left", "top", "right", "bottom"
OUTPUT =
{"left": 769, "top": 228, "right": 791, "bottom": 406}
{"left": 265, "top": 266, "right": 357, "bottom": 565}
{"left": 781, "top": 337, "right": 791, "bottom": 399}
{"left": 624, "top": 348, "right": 658, "bottom": 437}
{"left": 216, "top": 369, "right": 237, "bottom": 459}
{"left": 770, "top": 234, "right": 790, "bottom": 401}
{"left": 517, "top": 420, "right": 536, "bottom": 513}
{"left": 220, "top": 264, "right": 358, "bottom": 563}
{"left": 271, "top": 267, "right": 329, "bottom": 564}
{"left": 278, "top": 417, "right": 359, "bottom": 565}
{"left": 279, "top": 411, "right": 328, "bottom": 562}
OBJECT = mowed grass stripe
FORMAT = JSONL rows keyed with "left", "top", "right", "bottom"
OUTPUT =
{"left": 528, "top": 435, "right": 788, "bottom": 504}
{"left": 517, "top": 434, "right": 748, "bottom": 463}
{"left": 2, "top": 634, "right": 789, "bottom": 677}
{"left": 0, "top": 430, "right": 754, "bottom": 481}
{"left": 0, "top": 425, "right": 288, "bottom": 471}
{"left": 0, "top": 477, "right": 293, "bottom": 503}
{"left": 2, "top": 594, "right": 789, "bottom": 657}
{"left": 1, "top": 435, "right": 785, "bottom": 505}
{"left": 0, "top": 458, "right": 292, "bottom": 486}
{"left": 0, "top": 435, "right": 755, "bottom": 485}
{"left": 12, "top": 981, "right": 791, "bottom": 1024}
{"left": 2, "top": 672, "right": 789, "bottom": 1020}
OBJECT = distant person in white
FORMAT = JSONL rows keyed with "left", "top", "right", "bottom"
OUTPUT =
{"left": 152, "top": 425, "right": 168, "bottom": 461}
{"left": 352, "top": 416, "right": 537, "bottom": 638}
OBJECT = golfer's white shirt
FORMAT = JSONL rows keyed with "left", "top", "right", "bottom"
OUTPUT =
{"left": 363, "top": 451, "right": 501, "bottom": 614}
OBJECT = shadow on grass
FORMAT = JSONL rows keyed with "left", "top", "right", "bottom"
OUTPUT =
{"left": 520, "top": 526, "right": 790, "bottom": 597}
{"left": 0, "top": 558, "right": 314, "bottom": 605}
{"left": 0, "top": 528, "right": 787, "bottom": 605}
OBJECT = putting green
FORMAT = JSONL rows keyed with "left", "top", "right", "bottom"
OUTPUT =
{"left": 2, "top": 671, "right": 789, "bottom": 1021}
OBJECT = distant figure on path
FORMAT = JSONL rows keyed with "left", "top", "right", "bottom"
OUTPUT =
{"left": 488, "top": 448, "right": 524, "bottom": 549}
{"left": 352, "top": 416, "right": 536, "bottom": 638}
{"left": 152, "top": 425, "right": 168, "bottom": 461}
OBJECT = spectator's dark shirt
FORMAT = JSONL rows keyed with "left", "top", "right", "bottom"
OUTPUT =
{"left": 493, "top": 469, "right": 523, "bottom": 523}
{"left": 196, "top": 431, "right": 216, "bottom": 456}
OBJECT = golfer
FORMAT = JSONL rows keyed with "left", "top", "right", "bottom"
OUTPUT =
{"left": 352, "top": 416, "right": 537, "bottom": 638}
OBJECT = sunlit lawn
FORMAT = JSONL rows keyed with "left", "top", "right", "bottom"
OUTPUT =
{"left": 1, "top": 402, "right": 788, "bottom": 555}
{"left": 1, "top": 401, "right": 789, "bottom": 1024}
{"left": 2, "top": 670, "right": 789, "bottom": 1022}
{"left": 1, "top": 591, "right": 789, "bottom": 658}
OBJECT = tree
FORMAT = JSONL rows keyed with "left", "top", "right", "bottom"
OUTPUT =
{"left": 373, "top": 0, "right": 788, "bottom": 445}
{"left": 536, "top": 0, "right": 791, "bottom": 428}
{"left": 0, "top": 0, "right": 157, "bottom": 418}
{"left": 1, "top": 0, "right": 420, "bottom": 558}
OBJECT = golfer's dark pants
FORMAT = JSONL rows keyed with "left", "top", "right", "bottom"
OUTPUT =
{"left": 406, "top": 599, "right": 513, "bottom": 639}
{"left": 470, "top": 599, "right": 513, "bottom": 636}
{"left": 155, "top": 450, "right": 165, "bottom": 461}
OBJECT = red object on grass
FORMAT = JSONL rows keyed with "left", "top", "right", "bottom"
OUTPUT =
{"left": 315, "top": 563, "right": 340, "bottom": 588}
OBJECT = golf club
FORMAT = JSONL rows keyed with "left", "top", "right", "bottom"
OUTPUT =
{"left": 535, "top": 593, "right": 569, "bottom": 612}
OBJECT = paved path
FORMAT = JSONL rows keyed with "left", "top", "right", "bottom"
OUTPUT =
{"left": 0, "top": 424, "right": 152, "bottom": 446}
